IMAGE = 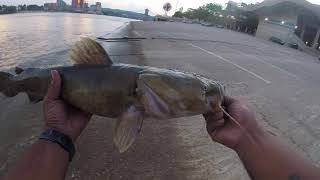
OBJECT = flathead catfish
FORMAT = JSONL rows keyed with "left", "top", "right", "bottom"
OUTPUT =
{"left": 0, "top": 38, "right": 225, "bottom": 152}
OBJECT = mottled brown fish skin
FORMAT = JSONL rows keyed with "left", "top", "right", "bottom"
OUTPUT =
{"left": 6, "top": 64, "right": 142, "bottom": 117}
{"left": 1, "top": 63, "right": 223, "bottom": 119}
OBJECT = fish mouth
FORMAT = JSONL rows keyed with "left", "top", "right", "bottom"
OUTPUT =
{"left": 205, "top": 81, "right": 225, "bottom": 111}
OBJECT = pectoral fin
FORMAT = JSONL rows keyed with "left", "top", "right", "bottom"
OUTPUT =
{"left": 137, "top": 74, "right": 170, "bottom": 119}
{"left": 113, "top": 105, "right": 144, "bottom": 153}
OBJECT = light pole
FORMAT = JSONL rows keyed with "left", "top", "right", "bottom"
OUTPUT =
{"left": 175, "top": 0, "right": 180, "bottom": 12}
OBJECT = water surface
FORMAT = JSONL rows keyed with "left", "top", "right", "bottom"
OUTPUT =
{"left": 0, "top": 12, "right": 131, "bottom": 70}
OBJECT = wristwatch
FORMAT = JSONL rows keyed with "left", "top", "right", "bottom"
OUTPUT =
{"left": 39, "top": 129, "right": 75, "bottom": 162}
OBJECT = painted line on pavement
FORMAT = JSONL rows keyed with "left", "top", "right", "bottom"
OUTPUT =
{"left": 159, "top": 31, "right": 175, "bottom": 38}
{"left": 222, "top": 46, "right": 300, "bottom": 80}
{"left": 189, "top": 43, "right": 271, "bottom": 84}
{"left": 133, "top": 30, "right": 142, "bottom": 37}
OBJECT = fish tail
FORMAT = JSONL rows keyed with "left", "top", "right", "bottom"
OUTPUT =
{"left": 0, "top": 72, "right": 18, "bottom": 97}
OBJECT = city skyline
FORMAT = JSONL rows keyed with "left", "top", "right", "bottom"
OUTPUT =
{"left": 0, "top": 0, "right": 319, "bottom": 15}
{"left": 71, "top": 0, "right": 83, "bottom": 9}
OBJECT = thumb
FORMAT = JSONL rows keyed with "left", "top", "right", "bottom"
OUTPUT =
{"left": 210, "top": 127, "right": 227, "bottom": 144}
{"left": 45, "top": 70, "right": 61, "bottom": 101}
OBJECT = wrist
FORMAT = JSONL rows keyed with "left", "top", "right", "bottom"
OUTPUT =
{"left": 234, "top": 125, "right": 268, "bottom": 153}
{"left": 40, "top": 129, "right": 76, "bottom": 161}
{"left": 37, "top": 139, "right": 69, "bottom": 158}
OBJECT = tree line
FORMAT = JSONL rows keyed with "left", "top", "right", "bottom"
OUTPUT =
{"left": 173, "top": 2, "right": 258, "bottom": 18}
{"left": 172, "top": 2, "right": 259, "bottom": 35}
{"left": 173, "top": 3, "right": 256, "bottom": 21}
{"left": 0, "top": 4, "right": 44, "bottom": 14}
{"left": 173, "top": 3, "right": 224, "bottom": 21}
{"left": 0, "top": 5, "right": 17, "bottom": 14}
{"left": 18, "top": 4, "right": 44, "bottom": 11}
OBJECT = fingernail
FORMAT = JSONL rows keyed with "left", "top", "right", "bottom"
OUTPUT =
{"left": 51, "top": 70, "right": 56, "bottom": 84}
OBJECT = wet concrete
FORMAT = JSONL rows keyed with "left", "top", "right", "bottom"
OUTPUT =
{"left": 1, "top": 21, "right": 320, "bottom": 180}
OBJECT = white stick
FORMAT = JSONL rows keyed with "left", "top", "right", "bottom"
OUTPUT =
{"left": 218, "top": 105, "right": 257, "bottom": 144}
{"left": 218, "top": 105, "right": 242, "bottom": 128}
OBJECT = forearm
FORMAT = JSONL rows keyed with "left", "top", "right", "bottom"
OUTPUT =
{"left": 235, "top": 128, "right": 320, "bottom": 180}
{"left": 2, "top": 140, "right": 69, "bottom": 180}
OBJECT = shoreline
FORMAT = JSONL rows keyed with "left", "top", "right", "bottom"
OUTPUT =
{"left": 100, "top": 21, "right": 147, "bottom": 65}
{"left": 0, "top": 10, "right": 147, "bottom": 21}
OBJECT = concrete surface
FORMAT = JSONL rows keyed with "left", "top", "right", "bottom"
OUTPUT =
{"left": 1, "top": 21, "right": 320, "bottom": 180}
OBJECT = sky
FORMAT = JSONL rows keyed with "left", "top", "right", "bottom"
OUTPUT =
{"left": 0, "top": 0, "right": 319, "bottom": 15}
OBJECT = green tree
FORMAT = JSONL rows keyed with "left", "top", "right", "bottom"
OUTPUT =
{"left": 240, "top": 3, "right": 248, "bottom": 7}
{"left": 0, "top": 5, "right": 17, "bottom": 14}
{"left": 7, "top": 6, "right": 17, "bottom": 13}
{"left": 178, "top": 3, "right": 223, "bottom": 21}
{"left": 173, "top": 11, "right": 184, "bottom": 18}
{"left": 183, "top": 8, "right": 195, "bottom": 19}
{"left": 27, "top": 5, "right": 43, "bottom": 11}
{"left": 204, "top": 3, "right": 222, "bottom": 15}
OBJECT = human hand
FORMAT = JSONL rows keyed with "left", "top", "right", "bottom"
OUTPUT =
{"left": 43, "top": 70, "right": 92, "bottom": 141}
{"left": 203, "top": 96, "right": 262, "bottom": 150}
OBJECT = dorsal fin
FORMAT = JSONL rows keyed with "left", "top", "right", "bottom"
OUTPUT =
{"left": 70, "top": 37, "right": 113, "bottom": 66}
{"left": 15, "top": 66, "right": 24, "bottom": 74}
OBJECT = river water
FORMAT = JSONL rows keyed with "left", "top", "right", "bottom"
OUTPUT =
{"left": 0, "top": 12, "right": 132, "bottom": 71}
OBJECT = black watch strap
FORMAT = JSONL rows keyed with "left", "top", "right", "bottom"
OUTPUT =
{"left": 39, "top": 129, "right": 75, "bottom": 162}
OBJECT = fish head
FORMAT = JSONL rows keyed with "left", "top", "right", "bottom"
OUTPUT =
{"left": 138, "top": 71, "right": 223, "bottom": 119}
{"left": 203, "top": 79, "right": 225, "bottom": 111}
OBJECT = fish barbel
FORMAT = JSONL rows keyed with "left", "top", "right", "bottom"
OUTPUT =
{"left": 0, "top": 38, "right": 225, "bottom": 152}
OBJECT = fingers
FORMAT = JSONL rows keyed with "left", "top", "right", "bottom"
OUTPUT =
{"left": 204, "top": 111, "right": 223, "bottom": 122}
{"left": 206, "top": 96, "right": 219, "bottom": 112}
{"left": 222, "top": 96, "right": 238, "bottom": 107}
{"left": 207, "top": 96, "right": 238, "bottom": 113}
{"left": 204, "top": 111, "right": 224, "bottom": 134}
{"left": 45, "top": 70, "right": 61, "bottom": 101}
{"left": 209, "top": 101, "right": 220, "bottom": 112}
{"left": 206, "top": 119, "right": 224, "bottom": 134}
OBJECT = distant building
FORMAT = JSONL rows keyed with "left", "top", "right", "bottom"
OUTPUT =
{"left": 88, "top": 2, "right": 102, "bottom": 14}
{"left": 72, "top": 0, "right": 84, "bottom": 10}
{"left": 143, "top": 9, "right": 154, "bottom": 21}
{"left": 56, "top": 0, "right": 66, "bottom": 8}
{"left": 89, "top": 5, "right": 96, "bottom": 11}
{"left": 96, "top": 2, "right": 102, "bottom": 12}
{"left": 44, "top": 3, "right": 57, "bottom": 11}
{"left": 84, "top": 2, "right": 89, "bottom": 10}
{"left": 96, "top": 2, "right": 101, "bottom": 8}
{"left": 244, "top": 0, "right": 320, "bottom": 53}
{"left": 79, "top": 0, "right": 84, "bottom": 9}
{"left": 72, "top": 0, "right": 76, "bottom": 9}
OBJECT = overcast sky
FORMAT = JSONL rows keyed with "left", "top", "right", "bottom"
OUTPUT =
{"left": 0, "top": 0, "right": 319, "bottom": 15}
